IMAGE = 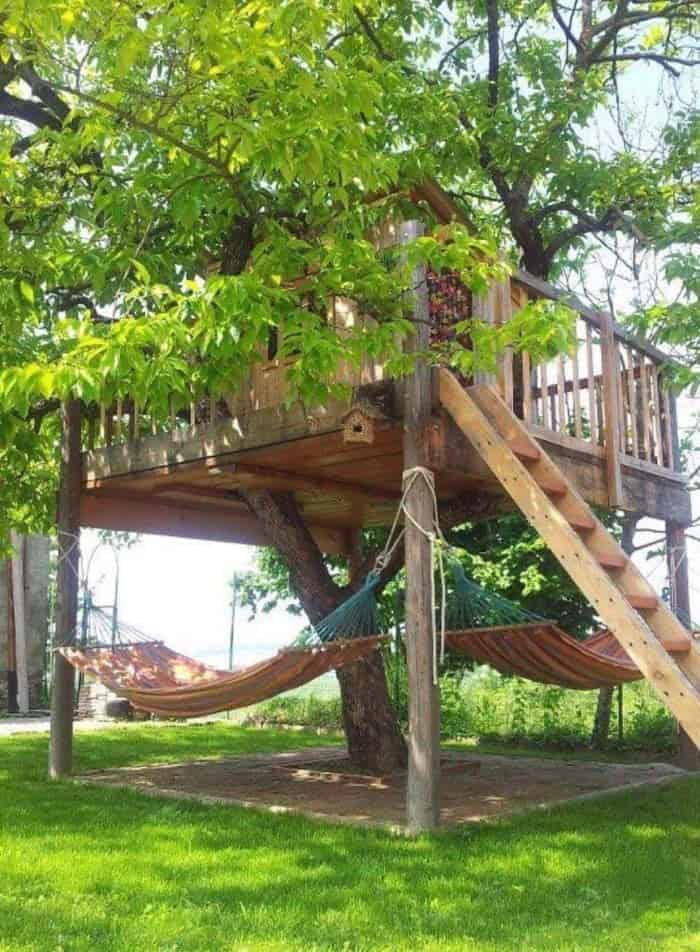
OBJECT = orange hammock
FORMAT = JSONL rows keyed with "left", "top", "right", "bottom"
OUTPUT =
{"left": 445, "top": 623, "right": 642, "bottom": 690}
{"left": 60, "top": 638, "right": 381, "bottom": 718}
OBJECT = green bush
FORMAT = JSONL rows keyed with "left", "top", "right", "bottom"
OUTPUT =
{"left": 247, "top": 662, "right": 677, "bottom": 753}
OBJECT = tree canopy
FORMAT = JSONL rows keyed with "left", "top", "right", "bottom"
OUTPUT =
{"left": 0, "top": 0, "right": 697, "bottom": 542}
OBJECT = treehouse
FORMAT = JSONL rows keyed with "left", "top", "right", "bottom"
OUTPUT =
{"left": 50, "top": 203, "right": 699, "bottom": 831}
{"left": 80, "top": 267, "right": 691, "bottom": 544}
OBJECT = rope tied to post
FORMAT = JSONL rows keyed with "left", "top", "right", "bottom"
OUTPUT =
{"left": 374, "top": 464, "right": 448, "bottom": 685}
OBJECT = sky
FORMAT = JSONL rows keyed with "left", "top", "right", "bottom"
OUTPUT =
{"left": 85, "top": 531, "right": 305, "bottom": 669}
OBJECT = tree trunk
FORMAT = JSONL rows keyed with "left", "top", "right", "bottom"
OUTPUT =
{"left": 591, "top": 512, "right": 638, "bottom": 749}
{"left": 591, "top": 686, "right": 614, "bottom": 749}
{"left": 239, "top": 489, "right": 407, "bottom": 772}
{"left": 240, "top": 484, "right": 507, "bottom": 771}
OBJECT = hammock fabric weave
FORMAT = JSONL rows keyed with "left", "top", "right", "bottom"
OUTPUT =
{"left": 446, "top": 624, "right": 642, "bottom": 690}
{"left": 60, "top": 638, "right": 382, "bottom": 718}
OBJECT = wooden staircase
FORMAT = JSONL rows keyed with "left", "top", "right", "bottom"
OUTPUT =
{"left": 438, "top": 369, "right": 700, "bottom": 747}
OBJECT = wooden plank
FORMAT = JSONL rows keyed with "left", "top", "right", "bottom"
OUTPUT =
{"left": 229, "top": 463, "right": 402, "bottom": 503}
{"left": 626, "top": 351, "right": 639, "bottom": 460}
{"left": 50, "top": 400, "right": 81, "bottom": 779}
{"left": 99, "top": 403, "right": 107, "bottom": 444}
{"left": 571, "top": 341, "right": 583, "bottom": 439}
{"left": 599, "top": 312, "right": 624, "bottom": 507}
{"left": 438, "top": 372, "right": 700, "bottom": 746}
{"left": 616, "top": 343, "right": 626, "bottom": 452}
{"left": 665, "top": 520, "right": 700, "bottom": 769}
{"left": 402, "top": 220, "right": 440, "bottom": 833}
{"left": 640, "top": 358, "right": 652, "bottom": 461}
{"left": 650, "top": 363, "right": 664, "bottom": 467}
{"left": 661, "top": 378, "right": 674, "bottom": 472}
{"left": 541, "top": 361, "right": 551, "bottom": 429}
{"left": 79, "top": 492, "right": 348, "bottom": 555}
{"left": 472, "top": 284, "right": 498, "bottom": 388}
{"left": 585, "top": 322, "right": 598, "bottom": 446}
{"left": 556, "top": 355, "right": 567, "bottom": 432}
{"left": 522, "top": 351, "right": 533, "bottom": 423}
{"left": 115, "top": 399, "right": 123, "bottom": 442}
{"left": 9, "top": 533, "right": 29, "bottom": 713}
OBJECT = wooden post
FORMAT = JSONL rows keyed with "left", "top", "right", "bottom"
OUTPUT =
{"left": 666, "top": 520, "right": 699, "bottom": 770}
{"left": 49, "top": 400, "right": 81, "bottom": 779}
{"left": 401, "top": 220, "right": 440, "bottom": 832}
{"left": 9, "top": 532, "right": 29, "bottom": 713}
{"left": 599, "top": 312, "right": 624, "bottom": 507}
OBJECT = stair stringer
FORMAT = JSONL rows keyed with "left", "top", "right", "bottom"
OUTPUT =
{"left": 438, "top": 369, "right": 700, "bottom": 748}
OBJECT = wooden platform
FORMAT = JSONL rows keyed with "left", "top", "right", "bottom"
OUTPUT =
{"left": 81, "top": 379, "right": 691, "bottom": 554}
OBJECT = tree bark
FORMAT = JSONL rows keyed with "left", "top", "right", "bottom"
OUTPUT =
{"left": 239, "top": 489, "right": 407, "bottom": 772}
{"left": 591, "top": 686, "right": 614, "bottom": 749}
{"left": 591, "top": 512, "right": 638, "bottom": 749}
{"left": 240, "top": 483, "right": 507, "bottom": 771}
{"left": 49, "top": 399, "right": 81, "bottom": 778}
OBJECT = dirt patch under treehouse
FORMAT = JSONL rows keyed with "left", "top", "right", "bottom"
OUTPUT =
{"left": 79, "top": 746, "right": 686, "bottom": 829}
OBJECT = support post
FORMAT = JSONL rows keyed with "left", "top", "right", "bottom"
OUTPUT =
{"left": 10, "top": 532, "right": 29, "bottom": 712}
{"left": 599, "top": 312, "right": 624, "bottom": 508}
{"left": 401, "top": 220, "right": 440, "bottom": 832}
{"left": 666, "top": 520, "right": 699, "bottom": 770}
{"left": 49, "top": 400, "right": 81, "bottom": 779}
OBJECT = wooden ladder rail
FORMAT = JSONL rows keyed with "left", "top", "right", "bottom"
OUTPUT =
{"left": 438, "top": 369, "right": 700, "bottom": 749}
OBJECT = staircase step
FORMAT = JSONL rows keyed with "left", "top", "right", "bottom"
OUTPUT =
{"left": 536, "top": 475, "right": 568, "bottom": 497}
{"left": 664, "top": 638, "right": 692, "bottom": 655}
{"left": 507, "top": 437, "right": 541, "bottom": 462}
{"left": 568, "top": 513, "right": 597, "bottom": 532}
{"left": 627, "top": 593, "right": 658, "bottom": 611}
{"left": 595, "top": 552, "right": 628, "bottom": 571}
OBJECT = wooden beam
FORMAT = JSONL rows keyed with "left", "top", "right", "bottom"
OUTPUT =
{"left": 79, "top": 492, "right": 349, "bottom": 555}
{"left": 225, "top": 463, "right": 402, "bottom": 503}
{"left": 9, "top": 532, "right": 29, "bottom": 713}
{"left": 599, "top": 312, "right": 624, "bottom": 507}
{"left": 50, "top": 400, "right": 81, "bottom": 779}
{"left": 402, "top": 220, "right": 440, "bottom": 833}
{"left": 666, "top": 521, "right": 700, "bottom": 770}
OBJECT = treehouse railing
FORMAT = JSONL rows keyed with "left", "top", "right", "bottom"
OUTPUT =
{"left": 84, "top": 271, "right": 681, "bottom": 509}
{"left": 499, "top": 273, "right": 679, "bottom": 505}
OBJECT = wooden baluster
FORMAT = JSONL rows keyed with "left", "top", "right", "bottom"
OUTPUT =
{"left": 209, "top": 395, "right": 217, "bottom": 428}
{"left": 639, "top": 358, "right": 651, "bottom": 461}
{"left": 494, "top": 279, "right": 514, "bottom": 408}
{"left": 599, "top": 312, "right": 624, "bottom": 507}
{"left": 585, "top": 322, "right": 598, "bottom": 446}
{"left": 556, "top": 355, "right": 567, "bottom": 433}
{"left": 541, "top": 360, "right": 551, "bottom": 429}
{"left": 615, "top": 341, "right": 626, "bottom": 452}
{"left": 650, "top": 362, "right": 664, "bottom": 466}
{"left": 87, "top": 413, "right": 96, "bottom": 451}
{"left": 104, "top": 405, "right": 114, "bottom": 446}
{"left": 502, "top": 347, "right": 514, "bottom": 411}
{"left": 571, "top": 337, "right": 583, "bottom": 439}
{"left": 522, "top": 351, "right": 533, "bottom": 424}
{"left": 626, "top": 349, "right": 639, "bottom": 460}
{"left": 115, "top": 399, "right": 123, "bottom": 443}
{"left": 130, "top": 401, "right": 139, "bottom": 440}
{"left": 99, "top": 403, "right": 106, "bottom": 444}
{"left": 661, "top": 373, "right": 674, "bottom": 470}
{"left": 190, "top": 400, "right": 196, "bottom": 427}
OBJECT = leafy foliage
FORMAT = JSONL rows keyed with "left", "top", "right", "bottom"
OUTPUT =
{"left": 0, "top": 0, "right": 697, "bottom": 542}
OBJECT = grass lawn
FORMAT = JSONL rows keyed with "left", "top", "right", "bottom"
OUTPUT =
{"left": 1, "top": 724, "right": 699, "bottom": 952}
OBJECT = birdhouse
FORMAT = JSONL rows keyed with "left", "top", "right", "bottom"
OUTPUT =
{"left": 342, "top": 401, "right": 384, "bottom": 444}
